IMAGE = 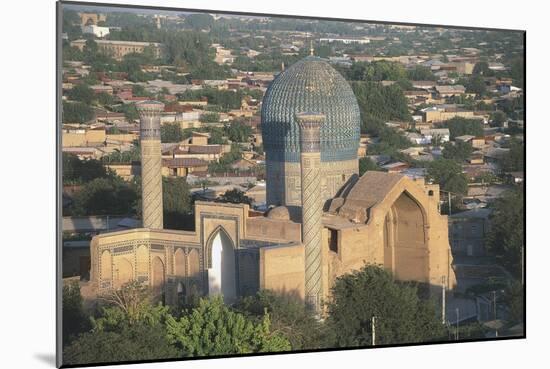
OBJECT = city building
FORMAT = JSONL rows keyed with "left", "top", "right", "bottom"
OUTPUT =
{"left": 78, "top": 12, "right": 106, "bottom": 27}
{"left": 70, "top": 39, "right": 164, "bottom": 61}
{"left": 449, "top": 209, "right": 492, "bottom": 257}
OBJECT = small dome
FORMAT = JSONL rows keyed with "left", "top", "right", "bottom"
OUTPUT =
{"left": 266, "top": 206, "right": 291, "bottom": 220}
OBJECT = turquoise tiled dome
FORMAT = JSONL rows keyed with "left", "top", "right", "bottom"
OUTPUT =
{"left": 261, "top": 56, "right": 360, "bottom": 162}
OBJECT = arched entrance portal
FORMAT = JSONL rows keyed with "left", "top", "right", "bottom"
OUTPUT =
{"left": 383, "top": 191, "right": 429, "bottom": 282}
{"left": 207, "top": 228, "right": 237, "bottom": 303}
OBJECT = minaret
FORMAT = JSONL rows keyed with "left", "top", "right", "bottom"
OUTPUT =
{"left": 136, "top": 100, "right": 164, "bottom": 229}
{"left": 296, "top": 112, "right": 325, "bottom": 315}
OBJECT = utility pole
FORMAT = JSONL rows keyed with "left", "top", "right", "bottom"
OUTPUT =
{"left": 521, "top": 244, "right": 525, "bottom": 286}
{"left": 372, "top": 316, "right": 376, "bottom": 346}
{"left": 441, "top": 276, "right": 446, "bottom": 324}
{"left": 493, "top": 290, "right": 497, "bottom": 320}
{"left": 448, "top": 192, "right": 452, "bottom": 216}
{"left": 455, "top": 308, "right": 459, "bottom": 340}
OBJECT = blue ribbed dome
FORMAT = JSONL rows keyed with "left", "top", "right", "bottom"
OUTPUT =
{"left": 261, "top": 56, "right": 360, "bottom": 162}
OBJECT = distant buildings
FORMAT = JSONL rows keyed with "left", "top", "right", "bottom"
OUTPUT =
{"left": 78, "top": 12, "right": 106, "bottom": 27}
{"left": 421, "top": 106, "right": 482, "bottom": 123}
{"left": 81, "top": 24, "right": 110, "bottom": 38}
{"left": 319, "top": 37, "right": 371, "bottom": 44}
{"left": 70, "top": 39, "right": 164, "bottom": 60}
{"left": 449, "top": 208, "right": 492, "bottom": 257}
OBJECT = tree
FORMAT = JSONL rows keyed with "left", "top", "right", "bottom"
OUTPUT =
{"left": 501, "top": 138, "right": 524, "bottom": 172}
{"left": 208, "top": 143, "right": 242, "bottom": 173}
{"left": 445, "top": 117, "right": 484, "bottom": 139}
{"left": 162, "top": 177, "right": 193, "bottom": 230}
{"left": 62, "top": 280, "right": 92, "bottom": 346}
{"left": 351, "top": 82, "right": 411, "bottom": 135}
{"left": 466, "top": 75, "right": 487, "bottom": 96}
{"left": 63, "top": 153, "right": 108, "bottom": 184}
{"left": 407, "top": 65, "right": 436, "bottom": 81}
{"left": 161, "top": 122, "right": 185, "bottom": 143}
{"left": 114, "top": 103, "right": 139, "bottom": 122}
{"left": 70, "top": 177, "right": 139, "bottom": 216}
{"left": 62, "top": 101, "right": 95, "bottom": 123}
{"left": 346, "top": 61, "right": 407, "bottom": 82}
{"left": 96, "top": 281, "right": 159, "bottom": 326}
{"left": 97, "top": 92, "right": 114, "bottom": 106}
{"left": 218, "top": 189, "right": 253, "bottom": 205}
{"left": 486, "top": 188, "right": 524, "bottom": 278}
{"left": 325, "top": 265, "right": 445, "bottom": 347}
{"left": 63, "top": 321, "right": 179, "bottom": 365}
{"left": 503, "top": 281, "right": 524, "bottom": 324}
{"left": 165, "top": 297, "right": 291, "bottom": 356}
{"left": 131, "top": 83, "right": 150, "bottom": 97}
{"left": 68, "top": 83, "right": 95, "bottom": 104}
{"left": 442, "top": 141, "right": 473, "bottom": 162}
{"left": 490, "top": 111, "right": 507, "bottom": 127}
{"left": 427, "top": 159, "right": 468, "bottom": 196}
{"left": 237, "top": 290, "right": 326, "bottom": 350}
{"left": 510, "top": 57, "right": 524, "bottom": 88}
{"left": 63, "top": 281, "right": 179, "bottom": 365}
{"left": 225, "top": 121, "right": 252, "bottom": 143}
{"left": 473, "top": 61, "right": 492, "bottom": 76}
{"left": 359, "top": 157, "right": 382, "bottom": 176}
{"left": 199, "top": 112, "right": 220, "bottom": 123}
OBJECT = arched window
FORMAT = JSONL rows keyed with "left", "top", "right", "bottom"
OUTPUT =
{"left": 100, "top": 250, "right": 112, "bottom": 283}
{"left": 114, "top": 257, "right": 133, "bottom": 288}
{"left": 151, "top": 256, "right": 165, "bottom": 303}
{"left": 188, "top": 249, "right": 199, "bottom": 278}
{"left": 175, "top": 248, "right": 186, "bottom": 277}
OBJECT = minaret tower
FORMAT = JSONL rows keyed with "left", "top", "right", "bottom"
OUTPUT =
{"left": 136, "top": 101, "right": 164, "bottom": 229}
{"left": 296, "top": 112, "right": 325, "bottom": 315}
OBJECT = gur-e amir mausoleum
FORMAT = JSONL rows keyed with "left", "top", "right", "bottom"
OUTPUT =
{"left": 86, "top": 56, "right": 456, "bottom": 313}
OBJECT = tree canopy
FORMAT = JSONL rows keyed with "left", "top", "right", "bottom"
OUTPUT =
{"left": 427, "top": 159, "right": 468, "bottom": 196}
{"left": 62, "top": 101, "right": 95, "bottom": 123}
{"left": 501, "top": 138, "right": 524, "bottom": 172}
{"left": 325, "top": 264, "right": 445, "bottom": 347}
{"left": 68, "top": 84, "right": 95, "bottom": 105}
{"left": 161, "top": 122, "right": 186, "bottom": 143}
{"left": 162, "top": 177, "right": 193, "bottom": 230}
{"left": 70, "top": 177, "right": 139, "bottom": 216}
{"left": 442, "top": 141, "right": 473, "bottom": 163}
{"left": 345, "top": 61, "right": 407, "bottom": 82}
{"left": 487, "top": 188, "right": 524, "bottom": 278}
{"left": 359, "top": 157, "right": 382, "bottom": 176}
{"left": 225, "top": 121, "right": 252, "bottom": 143}
{"left": 352, "top": 81, "right": 411, "bottom": 134}
{"left": 165, "top": 297, "right": 291, "bottom": 356}
{"left": 218, "top": 189, "right": 253, "bottom": 205}
{"left": 236, "top": 290, "right": 326, "bottom": 350}
{"left": 63, "top": 153, "right": 108, "bottom": 184}
{"left": 445, "top": 117, "right": 484, "bottom": 139}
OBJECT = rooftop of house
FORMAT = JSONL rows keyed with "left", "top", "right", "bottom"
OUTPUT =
{"left": 162, "top": 158, "right": 209, "bottom": 168}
